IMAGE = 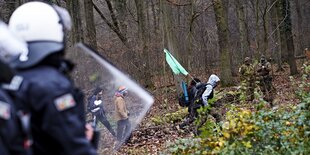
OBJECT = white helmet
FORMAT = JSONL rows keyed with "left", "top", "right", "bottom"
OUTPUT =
{"left": 8, "top": 1, "right": 72, "bottom": 69}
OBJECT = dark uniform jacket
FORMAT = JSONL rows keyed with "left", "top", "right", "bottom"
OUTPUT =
{"left": 15, "top": 66, "right": 97, "bottom": 155}
{"left": 0, "top": 88, "right": 29, "bottom": 155}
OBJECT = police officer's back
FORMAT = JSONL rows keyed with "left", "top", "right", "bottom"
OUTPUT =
{"left": 0, "top": 85, "right": 28, "bottom": 155}
{"left": 8, "top": 2, "right": 96, "bottom": 155}
{"left": 0, "top": 21, "right": 31, "bottom": 155}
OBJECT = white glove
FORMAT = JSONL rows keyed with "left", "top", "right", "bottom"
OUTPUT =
{"left": 94, "top": 100, "right": 102, "bottom": 106}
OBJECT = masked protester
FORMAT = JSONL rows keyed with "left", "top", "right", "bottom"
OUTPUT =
{"left": 179, "top": 75, "right": 220, "bottom": 130}
{"left": 114, "top": 86, "right": 131, "bottom": 143}
{"left": 0, "top": 21, "right": 32, "bottom": 155}
{"left": 239, "top": 57, "right": 255, "bottom": 101}
{"left": 257, "top": 55, "right": 274, "bottom": 104}
{"left": 88, "top": 88, "right": 116, "bottom": 137}
{"left": 7, "top": 2, "right": 97, "bottom": 155}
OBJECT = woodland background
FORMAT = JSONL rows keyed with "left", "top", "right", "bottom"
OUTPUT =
{"left": 1, "top": 0, "right": 309, "bottom": 87}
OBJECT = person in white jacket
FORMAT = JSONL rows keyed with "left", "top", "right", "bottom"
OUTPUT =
{"left": 202, "top": 74, "right": 220, "bottom": 107}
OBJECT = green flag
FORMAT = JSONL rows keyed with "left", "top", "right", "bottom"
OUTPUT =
{"left": 164, "top": 49, "right": 188, "bottom": 75}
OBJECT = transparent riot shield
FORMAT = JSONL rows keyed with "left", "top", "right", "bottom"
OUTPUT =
{"left": 66, "top": 43, "right": 154, "bottom": 152}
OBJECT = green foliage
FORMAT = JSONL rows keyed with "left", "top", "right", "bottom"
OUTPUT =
{"left": 165, "top": 102, "right": 310, "bottom": 154}
{"left": 151, "top": 108, "right": 188, "bottom": 125}
{"left": 88, "top": 73, "right": 100, "bottom": 83}
{"left": 290, "top": 64, "right": 310, "bottom": 100}
{"left": 163, "top": 64, "right": 310, "bottom": 154}
{"left": 161, "top": 138, "right": 202, "bottom": 155}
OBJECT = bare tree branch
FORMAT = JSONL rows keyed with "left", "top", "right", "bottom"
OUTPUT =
{"left": 92, "top": 0, "right": 127, "bottom": 43}
{"left": 104, "top": 0, "right": 120, "bottom": 32}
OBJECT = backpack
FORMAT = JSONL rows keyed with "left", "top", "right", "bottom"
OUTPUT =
{"left": 192, "top": 83, "right": 209, "bottom": 105}
{"left": 178, "top": 93, "right": 190, "bottom": 107}
{"left": 178, "top": 83, "right": 208, "bottom": 107}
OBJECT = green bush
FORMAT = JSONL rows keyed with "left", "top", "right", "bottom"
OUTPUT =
{"left": 151, "top": 108, "right": 188, "bottom": 125}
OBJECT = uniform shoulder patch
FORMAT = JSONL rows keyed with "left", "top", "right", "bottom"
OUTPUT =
{"left": 54, "top": 94, "right": 76, "bottom": 111}
{"left": 0, "top": 101, "right": 11, "bottom": 120}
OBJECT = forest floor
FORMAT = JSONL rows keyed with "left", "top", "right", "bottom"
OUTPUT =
{"left": 112, "top": 61, "right": 308, "bottom": 155}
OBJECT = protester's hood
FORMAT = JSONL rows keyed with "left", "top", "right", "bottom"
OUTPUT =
{"left": 207, "top": 74, "right": 220, "bottom": 87}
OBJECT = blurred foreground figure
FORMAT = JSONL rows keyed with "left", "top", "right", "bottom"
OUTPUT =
{"left": 8, "top": 2, "right": 97, "bottom": 155}
{"left": 0, "top": 21, "right": 32, "bottom": 155}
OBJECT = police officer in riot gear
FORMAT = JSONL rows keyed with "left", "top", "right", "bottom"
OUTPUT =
{"left": 0, "top": 62, "right": 28, "bottom": 155}
{"left": 8, "top": 2, "right": 97, "bottom": 155}
{"left": 0, "top": 21, "right": 32, "bottom": 155}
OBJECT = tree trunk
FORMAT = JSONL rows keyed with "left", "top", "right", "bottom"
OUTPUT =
{"left": 135, "top": 0, "right": 153, "bottom": 88}
{"left": 280, "top": 0, "right": 298, "bottom": 74}
{"left": 255, "top": 0, "right": 260, "bottom": 56}
{"left": 187, "top": 0, "right": 194, "bottom": 71}
{"left": 83, "top": 0, "right": 97, "bottom": 50}
{"left": 67, "top": 0, "right": 84, "bottom": 43}
{"left": 270, "top": 0, "right": 284, "bottom": 71}
{"left": 212, "top": 0, "right": 233, "bottom": 86}
{"left": 150, "top": 0, "right": 158, "bottom": 35}
{"left": 276, "top": 0, "right": 288, "bottom": 62}
{"left": 262, "top": 0, "right": 268, "bottom": 55}
{"left": 161, "top": 0, "right": 179, "bottom": 58}
{"left": 235, "top": 0, "right": 250, "bottom": 59}
{"left": 294, "top": 0, "right": 304, "bottom": 56}
{"left": 113, "top": 0, "right": 127, "bottom": 38}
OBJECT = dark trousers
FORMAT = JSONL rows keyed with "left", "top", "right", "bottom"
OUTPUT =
{"left": 180, "top": 102, "right": 221, "bottom": 132}
{"left": 116, "top": 119, "right": 131, "bottom": 142}
{"left": 179, "top": 103, "right": 200, "bottom": 128}
{"left": 96, "top": 113, "right": 116, "bottom": 136}
{"left": 259, "top": 76, "right": 274, "bottom": 103}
